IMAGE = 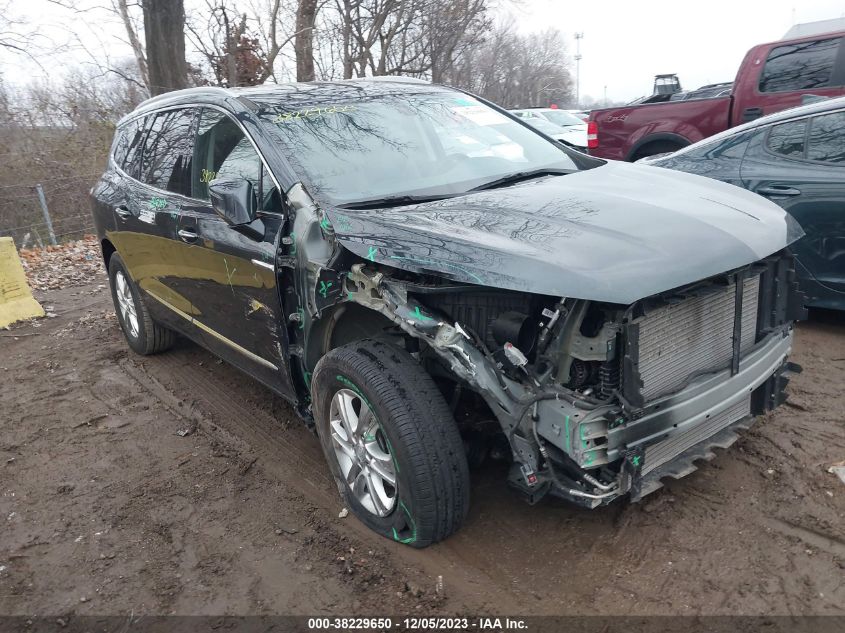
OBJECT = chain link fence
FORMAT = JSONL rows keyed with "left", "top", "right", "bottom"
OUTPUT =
{"left": 0, "top": 174, "right": 101, "bottom": 248}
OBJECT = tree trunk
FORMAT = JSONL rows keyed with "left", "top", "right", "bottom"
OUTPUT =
{"left": 116, "top": 0, "right": 149, "bottom": 91}
{"left": 143, "top": 0, "right": 188, "bottom": 95}
{"left": 295, "top": 0, "right": 319, "bottom": 82}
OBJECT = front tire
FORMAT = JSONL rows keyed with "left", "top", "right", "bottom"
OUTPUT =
{"left": 108, "top": 253, "right": 175, "bottom": 355}
{"left": 312, "top": 340, "right": 470, "bottom": 547}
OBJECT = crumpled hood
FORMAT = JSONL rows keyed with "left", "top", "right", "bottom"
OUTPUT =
{"left": 328, "top": 161, "right": 803, "bottom": 304}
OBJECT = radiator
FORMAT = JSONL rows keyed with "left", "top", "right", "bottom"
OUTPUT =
{"left": 635, "top": 275, "right": 760, "bottom": 402}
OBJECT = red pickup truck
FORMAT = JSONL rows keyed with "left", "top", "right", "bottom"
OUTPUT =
{"left": 588, "top": 29, "right": 845, "bottom": 161}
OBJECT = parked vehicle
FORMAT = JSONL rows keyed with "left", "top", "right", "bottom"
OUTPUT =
{"left": 512, "top": 108, "right": 588, "bottom": 150}
{"left": 509, "top": 113, "right": 588, "bottom": 151}
{"left": 589, "top": 27, "right": 845, "bottom": 161}
{"left": 92, "top": 80, "right": 804, "bottom": 547}
{"left": 648, "top": 97, "right": 845, "bottom": 310}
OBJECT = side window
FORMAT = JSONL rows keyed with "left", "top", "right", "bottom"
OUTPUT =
{"left": 113, "top": 118, "right": 138, "bottom": 167}
{"left": 759, "top": 37, "right": 842, "bottom": 93}
{"left": 118, "top": 116, "right": 147, "bottom": 179}
{"left": 140, "top": 109, "right": 197, "bottom": 195}
{"left": 193, "top": 109, "right": 262, "bottom": 201}
{"left": 807, "top": 111, "right": 845, "bottom": 163}
{"left": 767, "top": 119, "right": 807, "bottom": 157}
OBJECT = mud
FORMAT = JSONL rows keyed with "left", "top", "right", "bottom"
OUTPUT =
{"left": 1, "top": 279, "right": 844, "bottom": 616}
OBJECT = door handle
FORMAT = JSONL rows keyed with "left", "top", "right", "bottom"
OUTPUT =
{"left": 115, "top": 205, "right": 132, "bottom": 219}
{"left": 757, "top": 185, "right": 801, "bottom": 197}
{"left": 177, "top": 228, "right": 198, "bottom": 243}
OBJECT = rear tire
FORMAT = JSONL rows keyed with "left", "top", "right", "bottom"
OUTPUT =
{"left": 312, "top": 339, "right": 470, "bottom": 547}
{"left": 108, "top": 253, "right": 175, "bottom": 355}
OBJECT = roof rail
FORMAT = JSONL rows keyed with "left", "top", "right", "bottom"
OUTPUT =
{"left": 361, "top": 76, "right": 430, "bottom": 84}
{"left": 138, "top": 86, "right": 234, "bottom": 109}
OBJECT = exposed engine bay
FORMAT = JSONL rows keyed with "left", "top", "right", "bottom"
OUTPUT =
{"left": 331, "top": 253, "right": 804, "bottom": 507}
{"left": 277, "top": 181, "right": 807, "bottom": 510}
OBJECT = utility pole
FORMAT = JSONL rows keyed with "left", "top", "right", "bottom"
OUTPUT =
{"left": 574, "top": 32, "right": 584, "bottom": 108}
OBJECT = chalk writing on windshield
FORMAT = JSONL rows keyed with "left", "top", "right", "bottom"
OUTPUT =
{"left": 274, "top": 104, "right": 356, "bottom": 124}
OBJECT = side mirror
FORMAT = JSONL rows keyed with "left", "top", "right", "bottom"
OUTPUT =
{"left": 208, "top": 177, "right": 256, "bottom": 225}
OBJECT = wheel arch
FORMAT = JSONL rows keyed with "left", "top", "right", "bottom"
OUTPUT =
{"left": 304, "top": 302, "right": 397, "bottom": 376}
{"left": 626, "top": 133, "right": 690, "bottom": 161}
{"left": 101, "top": 237, "right": 116, "bottom": 270}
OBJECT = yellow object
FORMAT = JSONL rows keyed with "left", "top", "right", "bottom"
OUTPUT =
{"left": 0, "top": 236, "right": 44, "bottom": 328}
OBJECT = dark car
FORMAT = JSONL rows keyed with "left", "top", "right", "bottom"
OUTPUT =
{"left": 91, "top": 80, "right": 804, "bottom": 547}
{"left": 649, "top": 96, "right": 845, "bottom": 310}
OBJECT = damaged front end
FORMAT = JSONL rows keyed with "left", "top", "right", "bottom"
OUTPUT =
{"left": 338, "top": 253, "right": 805, "bottom": 508}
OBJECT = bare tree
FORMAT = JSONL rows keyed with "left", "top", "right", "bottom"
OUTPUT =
{"left": 295, "top": 0, "right": 319, "bottom": 81}
{"left": 442, "top": 22, "right": 573, "bottom": 108}
{"left": 114, "top": 0, "right": 149, "bottom": 90}
{"left": 188, "top": 3, "right": 268, "bottom": 87}
{"left": 143, "top": 0, "right": 188, "bottom": 94}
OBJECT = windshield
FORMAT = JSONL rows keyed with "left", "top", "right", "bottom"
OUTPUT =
{"left": 255, "top": 89, "right": 578, "bottom": 206}
{"left": 541, "top": 110, "right": 586, "bottom": 127}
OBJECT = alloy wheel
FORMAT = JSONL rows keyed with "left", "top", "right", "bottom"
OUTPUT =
{"left": 114, "top": 270, "right": 139, "bottom": 340}
{"left": 329, "top": 388, "right": 397, "bottom": 517}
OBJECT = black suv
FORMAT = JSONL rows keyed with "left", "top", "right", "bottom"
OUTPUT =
{"left": 92, "top": 80, "right": 803, "bottom": 547}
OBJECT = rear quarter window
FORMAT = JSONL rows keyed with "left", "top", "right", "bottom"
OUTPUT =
{"left": 114, "top": 116, "right": 146, "bottom": 178}
{"left": 758, "top": 37, "right": 842, "bottom": 93}
{"left": 807, "top": 111, "right": 845, "bottom": 163}
{"left": 766, "top": 119, "right": 807, "bottom": 157}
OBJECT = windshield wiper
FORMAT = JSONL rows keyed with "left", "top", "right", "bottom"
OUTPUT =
{"left": 339, "top": 193, "right": 457, "bottom": 210}
{"left": 469, "top": 168, "right": 571, "bottom": 192}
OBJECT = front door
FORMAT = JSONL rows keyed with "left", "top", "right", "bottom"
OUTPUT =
{"left": 166, "top": 107, "right": 294, "bottom": 397}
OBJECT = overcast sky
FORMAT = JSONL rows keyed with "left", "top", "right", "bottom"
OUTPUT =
{"left": 2, "top": 0, "right": 844, "bottom": 104}
{"left": 511, "top": 0, "right": 845, "bottom": 103}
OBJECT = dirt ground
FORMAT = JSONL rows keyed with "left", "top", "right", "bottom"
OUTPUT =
{"left": 2, "top": 266, "right": 844, "bottom": 617}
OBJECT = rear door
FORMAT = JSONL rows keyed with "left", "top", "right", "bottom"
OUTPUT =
{"left": 93, "top": 115, "right": 146, "bottom": 248}
{"left": 120, "top": 108, "right": 200, "bottom": 332}
{"left": 741, "top": 109, "right": 845, "bottom": 305}
{"left": 737, "top": 35, "right": 845, "bottom": 122}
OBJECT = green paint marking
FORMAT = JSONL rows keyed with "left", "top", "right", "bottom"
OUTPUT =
{"left": 367, "top": 246, "right": 377, "bottom": 262}
{"left": 411, "top": 306, "right": 433, "bottom": 322}
{"left": 303, "top": 371, "right": 312, "bottom": 388}
{"left": 333, "top": 213, "right": 353, "bottom": 232}
{"left": 564, "top": 415, "right": 571, "bottom": 453}
{"left": 391, "top": 500, "right": 417, "bottom": 544}
{"left": 319, "top": 280, "right": 333, "bottom": 298}
{"left": 631, "top": 455, "right": 642, "bottom": 467}
{"left": 363, "top": 433, "right": 376, "bottom": 441}
{"left": 148, "top": 197, "right": 167, "bottom": 210}
{"left": 347, "top": 291, "right": 354, "bottom": 300}
{"left": 297, "top": 307, "right": 305, "bottom": 329}
{"left": 320, "top": 215, "right": 332, "bottom": 231}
